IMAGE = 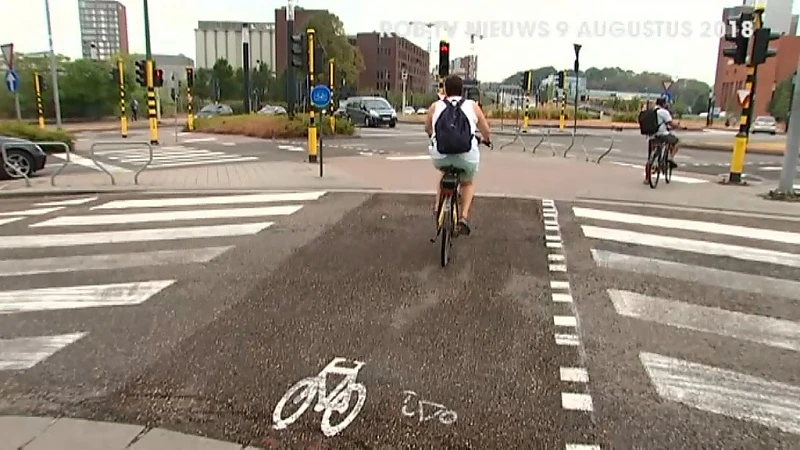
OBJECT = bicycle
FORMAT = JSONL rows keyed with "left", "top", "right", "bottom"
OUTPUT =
{"left": 430, "top": 139, "right": 491, "bottom": 268}
{"left": 645, "top": 137, "right": 672, "bottom": 188}
{"left": 272, "top": 357, "right": 367, "bottom": 437}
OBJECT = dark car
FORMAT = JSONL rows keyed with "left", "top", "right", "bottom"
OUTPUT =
{"left": 345, "top": 96, "right": 397, "bottom": 128}
{"left": 195, "top": 103, "right": 234, "bottom": 118}
{"left": 0, "top": 136, "right": 48, "bottom": 180}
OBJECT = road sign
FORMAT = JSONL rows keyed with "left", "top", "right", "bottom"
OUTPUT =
{"left": 737, "top": 89, "right": 751, "bottom": 107}
{"left": 1, "top": 43, "right": 13, "bottom": 68}
{"left": 5, "top": 69, "right": 18, "bottom": 93}
{"left": 662, "top": 80, "right": 673, "bottom": 92}
{"left": 310, "top": 84, "right": 332, "bottom": 109}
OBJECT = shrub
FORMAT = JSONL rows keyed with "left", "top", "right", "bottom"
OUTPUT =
{"left": 610, "top": 112, "right": 640, "bottom": 123}
{"left": 0, "top": 121, "right": 75, "bottom": 152}
{"left": 191, "top": 114, "right": 354, "bottom": 139}
{"left": 486, "top": 107, "right": 593, "bottom": 120}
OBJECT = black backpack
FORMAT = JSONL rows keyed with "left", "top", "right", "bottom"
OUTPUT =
{"left": 435, "top": 99, "right": 473, "bottom": 154}
{"left": 638, "top": 107, "right": 661, "bottom": 135}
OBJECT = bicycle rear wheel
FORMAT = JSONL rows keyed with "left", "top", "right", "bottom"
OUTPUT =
{"left": 648, "top": 149, "right": 660, "bottom": 189}
{"left": 440, "top": 195, "right": 453, "bottom": 267}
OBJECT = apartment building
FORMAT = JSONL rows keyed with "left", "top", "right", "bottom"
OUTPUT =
{"left": 78, "top": 0, "right": 129, "bottom": 59}
{"left": 194, "top": 21, "right": 276, "bottom": 70}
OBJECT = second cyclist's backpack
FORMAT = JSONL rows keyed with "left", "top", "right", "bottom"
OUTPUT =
{"left": 435, "top": 99, "right": 473, "bottom": 154}
{"left": 638, "top": 107, "right": 661, "bottom": 135}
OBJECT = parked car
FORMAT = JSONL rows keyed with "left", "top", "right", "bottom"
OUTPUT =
{"left": 257, "top": 104, "right": 287, "bottom": 115}
{"left": 0, "top": 136, "right": 48, "bottom": 180}
{"left": 416, "top": 107, "right": 427, "bottom": 115}
{"left": 402, "top": 106, "right": 416, "bottom": 115}
{"left": 195, "top": 103, "right": 234, "bottom": 118}
{"left": 751, "top": 115, "right": 777, "bottom": 134}
{"left": 334, "top": 99, "right": 351, "bottom": 117}
{"left": 345, "top": 96, "right": 397, "bottom": 127}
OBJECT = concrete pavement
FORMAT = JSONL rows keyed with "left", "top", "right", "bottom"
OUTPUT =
{"left": 556, "top": 199, "right": 800, "bottom": 449}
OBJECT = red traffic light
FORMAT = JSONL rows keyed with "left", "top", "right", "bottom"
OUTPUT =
{"left": 440, "top": 44, "right": 448, "bottom": 53}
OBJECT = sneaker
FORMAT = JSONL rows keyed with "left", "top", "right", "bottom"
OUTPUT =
{"left": 456, "top": 218, "right": 471, "bottom": 236}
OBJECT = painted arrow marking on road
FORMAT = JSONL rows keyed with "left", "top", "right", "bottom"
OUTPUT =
{"left": 641, "top": 352, "right": 800, "bottom": 435}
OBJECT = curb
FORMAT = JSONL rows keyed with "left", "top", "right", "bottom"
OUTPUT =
{"left": 682, "top": 141, "right": 784, "bottom": 156}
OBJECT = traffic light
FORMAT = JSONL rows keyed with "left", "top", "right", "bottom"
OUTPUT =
{"left": 520, "top": 71, "right": 532, "bottom": 91}
{"left": 290, "top": 34, "right": 305, "bottom": 68}
{"left": 556, "top": 71, "right": 565, "bottom": 89}
{"left": 185, "top": 67, "right": 194, "bottom": 88}
{"left": 154, "top": 68, "right": 164, "bottom": 87}
{"left": 722, "top": 12, "right": 752, "bottom": 65}
{"left": 135, "top": 60, "right": 146, "bottom": 86}
{"left": 751, "top": 27, "right": 780, "bottom": 65}
{"left": 438, "top": 40, "right": 449, "bottom": 77}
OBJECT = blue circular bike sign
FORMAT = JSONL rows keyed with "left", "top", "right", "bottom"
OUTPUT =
{"left": 310, "top": 84, "right": 331, "bottom": 109}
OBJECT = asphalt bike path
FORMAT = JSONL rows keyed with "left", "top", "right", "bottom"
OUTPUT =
{"left": 557, "top": 200, "right": 800, "bottom": 449}
{"left": 70, "top": 195, "right": 600, "bottom": 449}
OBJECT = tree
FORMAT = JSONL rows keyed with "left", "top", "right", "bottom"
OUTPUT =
{"left": 769, "top": 74, "right": 793, "bottom": 121}
{"left": 211, "top": 59, "right": 236, "bottom": 100}
{"left": 692, "top": 94, "right": 710, "bottom": 116}
{"left": 305, "top": 11, "right": 363, "bottom": 91}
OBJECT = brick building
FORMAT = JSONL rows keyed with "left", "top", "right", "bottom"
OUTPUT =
{"left": 713, "top": 5, "right": 800, "bottom": 117}
{"left": 349, "top": 32, "right": 429, "bottom": 93}
{"left": 273, "top": 7, "right": 326, "bottom": 75}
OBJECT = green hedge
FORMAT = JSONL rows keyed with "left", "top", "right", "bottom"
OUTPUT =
{"left": 610, "top": 112, "right": 640, "bottom": 123}
{"left": 487, "top": 107, "right": 594, "bottom": 120}
{"left": 0, "top": 121, "right": 75, "bottom": 152}
{"left": 188, "top": 114, "right": 354, "bottom": 138}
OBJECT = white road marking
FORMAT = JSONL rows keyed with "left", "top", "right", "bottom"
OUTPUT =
{"left": 50, "top": 153, "right": 131, "bottom": 173}
{"left": 0, "top": 222, "right": 273, "bottom": 249}
{"left": 609, "top": 289, "right": 800, "bottom": 352}
{"left": 386, "top": 155, "right": 430, "bottom": 161}
{"left": 0, "top": 332, "right": 87, "bottom": 371}
{"left": 140, "top": 156, "right": 258, "bottom": 168}
{"left": 181, "top": 137, "right": 217, "bottom": 143}
{"left": 549, "top": 264, "right": 567, "bottom": 272}
{"left": 560, "top": 367, "right": 589, "bottom": 383}
{"left": 640, "top": 352, "right": 800, "bottom": 435}
{"left": 278, "top": 145, "right": 305, "bottom": 152}
{"left": 591, "top": 250, "right": 800, "bottom": 300}
{"left": 0, "top": 218, "right": 22, "bottom": 226}
{"left": 93, "top": 191, "right": 326, "bottom": 209}
{"left": 550, "top": 281, "right": 570, "bottom": 289}
{"left": 34, "top": 196, "right": 97, "bottom": 206}
{"left": 561, "top": 393, "right": 594, "bottom": 411}
{"left": 32, "top": 205, "right": 303, "bottom": 227}
{"left": 222, "top": 142, "right": 236, "bottom": 146}
{"left": 574, "top": 207, "right": 800, "bottom": 245}
{"left": 548, "top": 254, "right": 565, "bottom": 261}
{"left": 552, "top": 293, "right": 573, "bottom": 303}
{"left": 565, "top": 445, "right": 601, "bottom": 450}
{"left": 0, "top": 247, "right": 231, "bottom": 277}
{"left": 0, "top": 207, "right": 63, "bottom": 217}
{"left": 609, "top": 162, "right": 709, "bottom": 183}
{"left": 554, "top": 315, "right": 578, "bottom": 327}
{"left": 582, "top": 225, "right": 800, "bottom": 268}
{"left": 0, "top": 281, "right": 175, "bottom": 314}
{"left": 555, "top": 334, "right": 580, "bottom": 346}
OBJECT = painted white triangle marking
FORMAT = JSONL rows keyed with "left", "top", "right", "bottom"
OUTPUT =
{"left": 0, "top": 280, "right": 175, "bottom": 314}
{"left": 641, "top": 352, "right": 800, "bottom": 435}
{"left": 0, "top": 332, "right": 87, "bottom": 371}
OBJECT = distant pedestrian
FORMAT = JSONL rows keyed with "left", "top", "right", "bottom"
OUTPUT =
{"left": 131, "top": 99, "right": 139, "bottom": 121}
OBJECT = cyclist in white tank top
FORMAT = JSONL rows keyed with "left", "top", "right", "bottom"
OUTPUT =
{"left": 424, "top": 75, "right": 492, "bottom": 234}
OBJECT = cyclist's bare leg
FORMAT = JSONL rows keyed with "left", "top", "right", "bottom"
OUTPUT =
{"left": 459, "top": 181, "right": 475, "bottom": 219}
{"left": 434, "top": 171, "right": 444, "bottom": 214}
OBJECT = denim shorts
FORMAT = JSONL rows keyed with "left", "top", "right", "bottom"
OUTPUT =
{"left": 432, "top": 156, "right": 479, "bottom": 181}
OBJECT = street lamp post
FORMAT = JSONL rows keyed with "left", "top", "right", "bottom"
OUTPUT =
{"left": 572, "top": 43, "right": 582, "bottom": 134}
{"left": 286, "top": 0, "right": 296, "bottom": 118}
{"left": 43, "top": 0, "right": 62, "bottom": 128}
{"left": 242, "top": 23, "right": 252, "bottom": 113}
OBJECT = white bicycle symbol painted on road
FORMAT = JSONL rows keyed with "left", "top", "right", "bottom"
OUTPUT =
{"left": 272, "top": 357, "right": 367, "bottom": 437}
{"left": 401, "top": 390, "right": 457, "bottom": 425}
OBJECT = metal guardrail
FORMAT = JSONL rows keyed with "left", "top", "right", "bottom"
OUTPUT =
{"left": 90, "top": 141, "right": 153, "bottom": 185}
{"left": 499, "top": 127, "right": 616, "bottom": 163}
{"left": 43, "top": 142, "right": 72, "bottom": 186}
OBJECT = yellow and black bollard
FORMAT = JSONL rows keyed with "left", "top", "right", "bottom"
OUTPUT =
{"left": 145, "top": 59, "right": 159, "bottom": 145}
{"left": 328, "top": 58, "right": 335, "bottom": 132}
{"left": 306, "top": 28, "right": 318, "bottom": 163}
{"left": 117, "top": 58, "right": 128, "bottom": 138}
{"left": 33, "top": 72, "right": 45, "bottom": 129}
{"left": 728, "top": 7, "right": 764, "bottom": 184}
{"left": 559, "top": 70, "right": 567, "bottom": 130}
{"left": 522, "top": 70, "right": 532, "bottom": 132}
{"left": 186, "top": 67, "right": 195, "bottom": 131}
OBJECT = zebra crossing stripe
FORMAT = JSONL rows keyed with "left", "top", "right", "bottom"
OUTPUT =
{"left": 31, "top": 205, "right": 303, "bottom": 227}
{"left": 0, "top": 333, "right": 87, "bottom": 371}
{"left": 34, "top": 197, "right": 97, "bottom": 206}
{"left": 0, "top": 218, "right": 22, "bottom": 226}
{"left": 640, "top": 352, "right": 800, "bottom": 435}
{"left": 0, "top": 207, "right": 63, "bottom": 216}
{"left": 0, "top": 222, "right": 273, "bottom": 249}
{"left": 0, "top": 247, "right": 232, "bottom": 277}
{"left": 609, "top": 289, "right": 800, "bottom": 352}
{"left": 582, "top": 225, "right": 800, "bottom": 268}
{"left": 138, "top": 157, "right": 258, "bottom": 168}
{"left": 573, "top": 207, "right": 800, "bottom": 244}
{"left": 0, "top": 281, "right": 175, "bottom": 314}
{"left": 92, "top": 191, "right": 327, "bottom": 209}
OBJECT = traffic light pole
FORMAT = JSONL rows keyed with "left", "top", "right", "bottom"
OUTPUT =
{"left": 33, "top": 72, "right": 44, "bottom": 129}
{"left": 573, "top": 44, "right": 582, "bottom": 135}
{"left": 328, "top": 58, "right": 335, "bottom": 131}
{"left": 242, "top": 24, "right": 251, "bottom": 114}
{"left": 522, "top": 71, "right": 531, "bottom": 132}
{"left": 142, "top": 0, "right": 158, "bottom": 144}
{"left": 776, "top": 67, "right": 800, "bottom": 195}
{"left": 286, "top": 4, "right": 295, "bottom": 119}
{"left": 306, "top": 28, "right": 318, "bottom": 163}
{"left": 729, "top": 8, "right": 763, "bottom": 184}
{"left": 117, "top": 57, "right": 127, "bottom": 138}
{"left": 186, "top": 67, "right": 194, "bottom": 131}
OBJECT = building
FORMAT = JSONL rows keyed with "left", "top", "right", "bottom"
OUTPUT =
{"left": 152, "top": 54, "right": 195, "bottom": 84}
{"left": 274, "top": 7, "right": 327, "bottom": 76}
{"left": 451, "top": 55, "right": 478, "bottom": 79}
{"left": 350, "top": 32, "right": 429, "bottom": 92}
{"left": 542, "top": 72, "right": 587, "bottom": 94}
{"left": 194, "top": 21, "right": 276, "bottom": 70}
{"left": 78, "top": 0, "right": 129, "bottom": 59}
{"left": 713, "top": 5, "right": 800, "bottom": 117}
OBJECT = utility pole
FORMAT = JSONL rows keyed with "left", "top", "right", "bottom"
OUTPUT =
{"left": 143, "top": 0, "right": 158, "bottom": 144}
{"left": 242, "top": 23, "right": 252, "bottom": 113}
{"left": 776, "top": 66, "right": 800, "bottom": 195}
{"left": 573, "top": 44, "right": 582, "bottom": 134}
{"left": 286, "top": 0, "right": 296, "bottom": 118}
{"left": 43, "top": 0, "right": 62, "bottom": 128}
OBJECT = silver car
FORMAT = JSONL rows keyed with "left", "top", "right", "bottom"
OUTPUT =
{"left": 751, "top": 116, "right": 777, "bottom": 134}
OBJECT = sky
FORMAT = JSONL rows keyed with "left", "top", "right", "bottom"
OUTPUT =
{"left": 4, "top": 0, "right": 799, "bottom": 85}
